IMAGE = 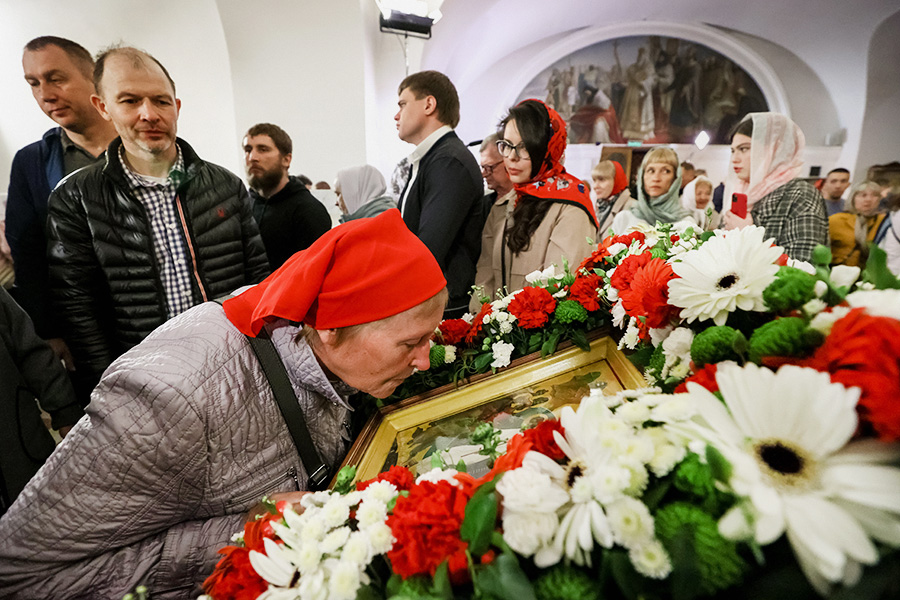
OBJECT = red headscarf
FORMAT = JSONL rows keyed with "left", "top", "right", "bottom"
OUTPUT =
{"left": 611, "top": 160, "right": 628, "bottom": 196}
{"left": 511, "top": 99, "right": 598, "bottom": 228}
{"left": 223, "top": 209, "right": 446, "bottom": 336}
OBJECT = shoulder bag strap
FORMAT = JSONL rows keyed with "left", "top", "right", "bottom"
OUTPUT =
{"left": 214, "top": 298, "right": 329, "bottom": 490}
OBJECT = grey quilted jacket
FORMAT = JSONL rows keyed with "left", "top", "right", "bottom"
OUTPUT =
{"left": 0, "top": 302, "right": 353, "bottom": 599}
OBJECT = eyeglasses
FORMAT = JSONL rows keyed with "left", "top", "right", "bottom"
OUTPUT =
{"left": 480, "top": 160, "right": 504, "bottom": 175}
{"left": 496, "top": 139, "right": 530, "bottom": 160}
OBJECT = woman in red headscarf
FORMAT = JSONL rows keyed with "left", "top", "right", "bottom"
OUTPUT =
{"left": 591, "top": 159, "right": 633, "bottom": 235}
{"left": 470, "top": 100, "right": 598, "bottom": 309}
{"left": 0, "top": 209, "right": 447, "bottom": 599}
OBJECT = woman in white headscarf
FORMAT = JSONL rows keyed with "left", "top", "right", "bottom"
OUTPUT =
{"left": 680, "top": 175, "right": 720, "bottom": 231}
{"left": 334, "top": 165, "right": 397, "bottom": 223}
{"left": 721, "top": 112, "right": 827, "bottom": 261}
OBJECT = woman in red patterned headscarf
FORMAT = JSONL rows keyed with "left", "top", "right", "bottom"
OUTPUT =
{"left": 470, "top": 100, "right": 598, "bottom": 310}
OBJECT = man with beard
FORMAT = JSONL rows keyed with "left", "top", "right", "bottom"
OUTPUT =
{"left": 45, "top": 46, "right": 270, "bottom": 403}
{"left": 243, "top": 123, "right": 331, "bottom": 268}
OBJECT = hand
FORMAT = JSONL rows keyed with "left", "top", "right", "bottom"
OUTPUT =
{"left": 722, "top": 210, "right": 754, "bottom": 230}
{"left": 46, "top": 338, "right": 75, "bottom": 371}
{"left": 245, "top": 491, "right": 310, "bottom": 522}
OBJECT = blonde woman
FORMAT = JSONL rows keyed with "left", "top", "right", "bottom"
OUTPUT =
{"left": 829, "top": 180, "right": 886, "bottom": 267}
{"left": 611, "top": 147, "right": 697, "bottom": 233}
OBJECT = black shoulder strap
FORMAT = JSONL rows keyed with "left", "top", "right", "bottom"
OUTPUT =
{"left": 214, "top": 298, "right": 329, "bottom": 490}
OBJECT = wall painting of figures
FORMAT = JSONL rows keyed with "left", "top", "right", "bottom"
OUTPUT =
{"left": 515, "top": 35, "right": 769, "bottom": 146}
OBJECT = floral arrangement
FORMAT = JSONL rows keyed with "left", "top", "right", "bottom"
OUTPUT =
{"left": 201, "top": 224, "right": 900, "bottom": 600}
{"left": 387, "top": 261, "right": 610, "bottom": 402}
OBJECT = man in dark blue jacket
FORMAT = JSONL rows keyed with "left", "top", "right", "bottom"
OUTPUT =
{"left": 6, "top": 36, "right": 116, "bottom": 383}
{"left": 395, "top": 71, "right": 484, "bottom": 318}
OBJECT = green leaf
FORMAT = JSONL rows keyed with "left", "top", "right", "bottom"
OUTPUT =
{"left": 332, "top": 465, "right": 358, "bottom": 495}
{"left": 571, "top": 328, "right": 591, "bottom": 352}
{"left": 706, "top": 444, "right": 733, "bottom": 482}
{"left": 668, "top": 524, "right": 702, "bottom": 600}
{"left": 460, "top": 483, "right": 499, "bottom": 556}
{"left": 862, "top": 243, "right": 900, "bottom": 289}
{"left": 608, "top": 550, "right": 644, "bottom": 600}
{"left": 456, "top": 459, "right": 468, "bottom": 473}
{"left": 699, "top": 230, "right": 716, "bottom": 242}
{"left": 527, "top": 333, "right": 542, "bottom": 353}
{"left": 431, "top": 561, "right": 453, "bottom": 600}
{"left": 473, "top": 352, "right": 494, "bottom": 372}
{"left": 641, "top": 479, "right": 672, "bottom": 510}
{"left": 356, "top": 583, "right": 385, "bottom": 600}
{"left": 540, "top": 331, "right": 561, "bottom": 358}
{"left": 473, "top": 554, "right": 536, "bottom": 600}
{"left": 430, "top": 452, "right": 444, "bottom": 470}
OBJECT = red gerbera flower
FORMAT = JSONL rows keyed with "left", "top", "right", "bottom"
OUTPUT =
{"left": 609, "top": 252, "right": 653, "bottom": 293}
{"left": 506, "top": 286, "right": 556, "bottom": 329}
{"left": 619, "top": 258, "right": 680, "bottom": 333}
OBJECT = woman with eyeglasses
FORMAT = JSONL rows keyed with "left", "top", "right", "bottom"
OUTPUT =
{"left": 610, "top": 146, "right": 696, "bottom": 234}
{"left": 469, "top": 99, "right": 597, "bottom": 311}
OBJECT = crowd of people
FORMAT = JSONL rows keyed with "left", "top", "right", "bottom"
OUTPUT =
{"left": 0, "top": 34, "right": 898, "bottom": 599}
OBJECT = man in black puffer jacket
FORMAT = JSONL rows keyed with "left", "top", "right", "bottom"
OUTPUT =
{"left": 47, "top": 46, "right": 270, "bottom": 403}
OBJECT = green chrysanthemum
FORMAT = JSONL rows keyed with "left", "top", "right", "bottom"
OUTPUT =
{"left": 555, "top": 299, "right": 588, "bottom": 324}
{"left": 428, "top": 344, "right": 446, "bottom": 369}
{"left": 673, "top": 453, "right": 729, "bottom": 514}
{"left": 747, "top": 317, "right": 824, "bottom": 363}
{"left": 533, "top": 564, "right": 600, "bottom": 600}
{"left": 763, "top": 266, "right": 817, "bottom": 312}
{"left": 690, "top": 326, "right": 746, "bottom": 367}
{"left": 655, "top": 502, "right": 746, "bottom": 596}
{"left": 651, "top": 245, "right": 669, "bottom": 259}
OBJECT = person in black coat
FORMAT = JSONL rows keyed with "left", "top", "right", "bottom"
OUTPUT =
{"left": 394, "top": 71, "right": 484, "bottom": 319}
{"left": 0, "top": 288, "right": 81, "bottom": 515}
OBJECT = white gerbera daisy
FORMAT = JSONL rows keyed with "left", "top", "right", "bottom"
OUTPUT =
{"left": 668, "top": 226, "right": 783, "bottom": 326}
{"left": 679, "top": 362, "right": 900, "bottom": 595}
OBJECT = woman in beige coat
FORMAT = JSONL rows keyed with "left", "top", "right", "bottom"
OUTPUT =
{"left": 470, "top": 100, "right": 598, "bottom": 311}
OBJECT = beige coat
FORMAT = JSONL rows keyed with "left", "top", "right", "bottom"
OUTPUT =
{"left": 470, "top": 191, "right": 598, "bottom": 311}
{"left": 597, "top": 189, "right": 635, "bottom": 237}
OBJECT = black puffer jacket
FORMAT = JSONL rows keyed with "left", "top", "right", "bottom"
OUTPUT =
{"left": 47, "top": 138, "right": 270, "bottom": 398}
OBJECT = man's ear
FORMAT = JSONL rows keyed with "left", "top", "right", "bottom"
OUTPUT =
{"left": 282, "top": 152, "right": 292, "bottom": 170}
{"left": 316, "top": 328, "right": 339, "bottom": 348}
{"left": 423, "top": 95, "right": 437, "bottom": 117}
{"left": 91, "top": 94, "right": 111, "bottom": 121}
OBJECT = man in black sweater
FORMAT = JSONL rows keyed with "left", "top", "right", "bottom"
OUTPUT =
{"left": 395, "top": 71, "right": 484, "bottom": 318}
{"left": 243, "top": 123, "right": 332, "bottom": 268}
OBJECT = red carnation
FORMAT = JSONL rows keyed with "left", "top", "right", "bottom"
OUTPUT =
{"left": 578, "top": 231, "right": 647, "bottom": 272}
{"left": 611, "top": 231, "right": 647, "bottom": 247}
{"left": 523, "top": 420, "right": 566, "bottom": 460}
{"left": 568, "top": 273, "right": 603, "bottom": 311}
{"left": 357, "top": 465, "right": 416, "bottom": 492}
{"left": 798, "top": 308, "right": 900, "bottom": 441}
{"left": 670, "top": 234, "right": 680, "bottom": 243}
{"left": 675, "top": 363, "right": 720, "bottom": 394}
{"left": 619, "top": 258, "right": 680, "bottom": 333}
{"left": 466, "top": 302, "right": 493, "bottom": 344}
{"left": 203, "top": 546, "right": 268, "bottom": 600}
{"left": 387, "top": 480, "right": 473, "bottom": 583}
{"left": 609, "top": 252, "right": 653, "bottom": 292}
{"left": 437, "top": 319, "right": 470, "bottom": 346}
{"left": 507, "top": 286, "right": 556, "bottom": 329}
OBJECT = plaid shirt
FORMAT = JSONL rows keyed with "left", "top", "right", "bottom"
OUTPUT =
{"left": 118, "top": 145, "right": 194, "bottom": 318}
{"left": 751, "top": 178, "right": 828, "bottom": 262}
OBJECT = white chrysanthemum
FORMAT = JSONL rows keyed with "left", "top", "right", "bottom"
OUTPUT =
{"left": 808, "top": 306, "right": 852, "bottom": 335}
{"left": 648, "top": 324, "right": 675, "bottom": 347}
{"left": 415, "top": 467, "right": 461, "bottom": 486}
{"left": 606, "top": 242, "right": 627, "bottom": 255}
{"left": 814, "top": 279, "right": 828, "bottom": 298}
{"left": 802, "top": 298, "right": 827, "bottom": 316}
{"left": 340, "top": 531, "right": 372, "bottom": 565}
{"left": 355, "top": 498, "right": 388, "bottom": 528}
{"left": 491, "top": 289, "right": 520, "bottom": 311}
{"left": 461, "top": 312, "right": 474, "bottom": 323}
{"left": 490, "top": 340, "right": 515, "bottom": 369}
{"left": 296, "top": 543, "right": 323, "bottom": 574}
{"left": 607, "top": 497, "right": 655, "bottom": 549}
{"left": 787, "top": 258, "right": 816, "bottom": 274}
{"left": 679, "top": 362, "right": 900, "bottom": 595}
{"left": 525, "top": 264, "right": 562, "bottom": 286}
{"left": 497, "top": 459, "right": 569, "bottom": 513}
{"left": 298, "top": 568, "right": 325, "bottom": 600}
{"left": 668, "top": 226, "right": 782, "bottom": 325}
{"left": 622, "top": 463, "right": 650, "bottom": 496}
{"left": 618, "top": 317, "right": 641, "bottom": 349}
{"left": 443, "top": 344, "right": 457, "bottom": 363}
{"left": 614, "top": 400, "right": 651, "bottom": 425}
{"left": 502, "top": 511, "right": 560, "bottom": 556}
{"left": 845, "top": 289, "right": 900, "bottom": 320}
{"left": 650, "top": 394, "right": 697, "bottom": 423}
{"left": 611, "top": 300, "right": 627, "bottom": 328}
{"left": 365, "top": 522, "right": 395, "bottom": 554}
{"left": 299, "top": 515, "right": 327, "bottom": 543}
{"left": 328, "top": 560, "right": 361, "bottom": 600}
{"left": 830, "top": 265, "right": 861, "bottom": 289}
{"left": 662, "top": 327, "right": 694, "bottom": 361}
{"left": 320, "top": 526, "right": 351, "bottom": 555}
{"left": 362, "top": 480, "right": 397, "bottom": 505}
{"left": 629, "top": 538, "right": 673, "bottom": 579}
{"left": 320, "top": 498, "right": 351, "bottom": 528}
